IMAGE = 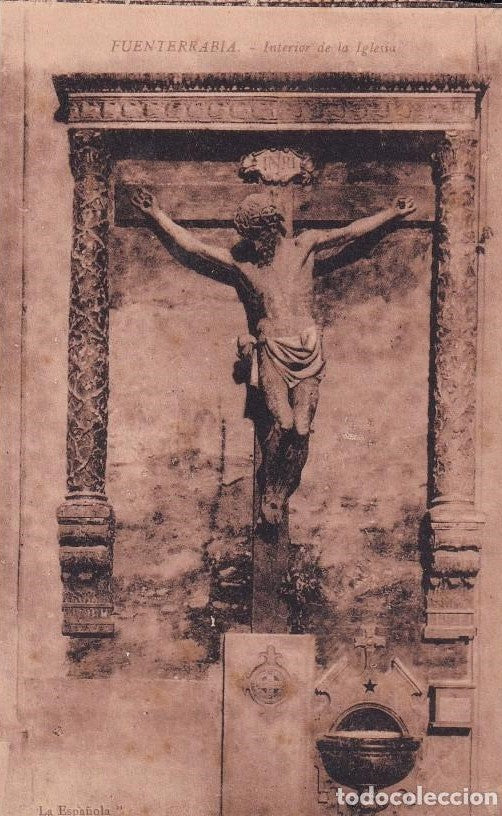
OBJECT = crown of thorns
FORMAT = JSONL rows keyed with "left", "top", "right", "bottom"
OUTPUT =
{"left": 234, "top": 195, "right": 285, "bottom": 238}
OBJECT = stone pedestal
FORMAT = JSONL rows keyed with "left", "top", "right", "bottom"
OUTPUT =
{"left": 222, "top": 633, "right": 315, "bottom": 816}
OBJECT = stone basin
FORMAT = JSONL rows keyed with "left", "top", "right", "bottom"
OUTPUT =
{"left": 317, "top": 729, "right": 421, "bottom": 790}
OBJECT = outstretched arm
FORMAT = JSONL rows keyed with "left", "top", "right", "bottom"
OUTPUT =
{"left": 130, "top": 187, "right": 239, "bottom": 275}
{"left": 304, "top": 197, "right": 416, "bottom": 255}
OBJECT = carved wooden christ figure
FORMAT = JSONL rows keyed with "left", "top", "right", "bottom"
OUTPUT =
{"left": 130, "top": 187, "right": 415, "bottom": 524}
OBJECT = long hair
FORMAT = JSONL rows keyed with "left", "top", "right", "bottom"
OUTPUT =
{"left": 234, "top": 194, "right": 286, "bottom": 266}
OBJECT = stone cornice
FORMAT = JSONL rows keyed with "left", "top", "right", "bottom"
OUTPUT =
{"left": 53, "top": 73, "right": 488, "bottom": 129}
{"left": 54, "top": 72, "right": 489, "bottom": 110}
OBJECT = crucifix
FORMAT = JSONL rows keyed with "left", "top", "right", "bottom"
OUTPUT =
{"left": 129, "top": 148, "right": 415, "bottom": 633}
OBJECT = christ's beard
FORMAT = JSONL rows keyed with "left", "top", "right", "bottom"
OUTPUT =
{"left": 255, "top": 231, "right": 280, "bottom": 267}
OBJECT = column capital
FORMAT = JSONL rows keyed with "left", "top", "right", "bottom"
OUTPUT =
{"left": 69, "top": 129, "right": 111, "bottom": 182}
{"left": 433, "top": 130, "right": 478, "bottom": 180}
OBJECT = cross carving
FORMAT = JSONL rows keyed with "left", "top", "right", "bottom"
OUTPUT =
{"left": 354, "top": 624, "right": 386, "bottom": 670}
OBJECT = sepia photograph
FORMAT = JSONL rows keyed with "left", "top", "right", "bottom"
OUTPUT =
{"left": 1, "top": 4, "right": 501, "bottom": 815}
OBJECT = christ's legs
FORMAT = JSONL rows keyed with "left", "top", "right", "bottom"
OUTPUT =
{"left": 258, "top": 350, "right": 294, "bottom": 431}
{"left": 257, "top": 351, "right": 292, "bottom": 523}
{"left": 290, "top": 375, "right": 320, "bottom": 436}
{"left": 270, "top": 376, "right": 320, "bottom": 512}
{"left": 257, "top": 352, "right": 318, "bottom": 524}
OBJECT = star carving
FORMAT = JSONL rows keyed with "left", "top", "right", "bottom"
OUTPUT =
{"left": 363, "top": 678, "right": 377, "bottom": 693}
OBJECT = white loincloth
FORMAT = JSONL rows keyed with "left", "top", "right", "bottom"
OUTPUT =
{"left": 238, "top": 325, "right": 325, "bottom": 389}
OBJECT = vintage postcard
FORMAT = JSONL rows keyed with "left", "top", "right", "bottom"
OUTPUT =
{"left": 1, "top": 3, "right": 501, "bottom": 815}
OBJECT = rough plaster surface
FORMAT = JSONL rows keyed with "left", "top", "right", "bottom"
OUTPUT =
{"left": 5, "top": 675, "right": 223, "bottom": 816}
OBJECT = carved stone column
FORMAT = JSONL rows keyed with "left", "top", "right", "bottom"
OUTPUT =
{"left": 425, "top": 131, "right": 484, "bottom": 641}
{"left": 57, "top": 130, "right": 114, "bottom": 637}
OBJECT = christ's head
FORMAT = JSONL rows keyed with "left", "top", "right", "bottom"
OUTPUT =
{"left": 234, "top": 193, "right": 286, "bottom": 266}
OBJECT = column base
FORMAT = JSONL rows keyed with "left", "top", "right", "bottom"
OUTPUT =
{"left": 423, "top": 506, "right": 484, "bottom": 642}
{"left": 57, "top": 495, "right": 115, "bottom": 637}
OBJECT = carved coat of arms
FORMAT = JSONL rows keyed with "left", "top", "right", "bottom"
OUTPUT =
{"left": 246, "top": 645, "right": 290, "bottom": 706}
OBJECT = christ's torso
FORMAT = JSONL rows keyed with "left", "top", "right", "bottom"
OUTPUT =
{"left": 238, "top": 235, "right": 316, "bottom": 338}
